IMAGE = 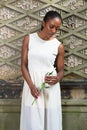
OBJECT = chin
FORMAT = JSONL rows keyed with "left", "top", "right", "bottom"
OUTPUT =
{"left": 48, "top": 34, "right": 54, "bottom": 38}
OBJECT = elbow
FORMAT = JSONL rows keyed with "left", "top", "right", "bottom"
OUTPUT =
{"left": 61, "top": 69, "right": 64, "bottom": 78}
{"left": 58, "top": 69, "right": 64, "bottom": 81}
{"left": 21, "top": 64, "right": 24, "bottom": 75}
{"left": 21, "top": 65, "right": 23, "bottom": 74}
{"left": 21, "top": 63, "right": 28, "bottom": 74}
{"left": 21, "top": 64, "right": 26, "bottom": 75}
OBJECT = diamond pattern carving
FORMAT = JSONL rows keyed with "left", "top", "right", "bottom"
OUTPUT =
{"left": 0, "top": 26, "right": 20, "bottom": 40}
{"left": 0, "top": 45, "right": 19, "bottom": 59}
{"left": 0, "top": 0, "right": 87, "bottom": 82}
{"left": 63, "top": 16, "right": 87, "bottom": 29}
{"left": 64, "top": 36, "right": 84, "bottom": 49}
{"left": 12, "top": 16, "right": 40, "bottom": 31}
{"left": 62, "top": 0, "right": 84, "bottom": 10}
{"left": 0, "top": 64, "right": 21, "bottom": 80}
{"left": 14, "top": 0, "right": 44, "bottom": 10}
{"left": 0, "top": 7, "right": 20, "bottom": 20}
{"left": 65, "top": 55, "right": 83, "bottom": 68}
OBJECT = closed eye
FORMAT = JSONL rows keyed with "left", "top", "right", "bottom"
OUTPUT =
{"left": 49, "top": 25, "right": 60, "bottom": 30}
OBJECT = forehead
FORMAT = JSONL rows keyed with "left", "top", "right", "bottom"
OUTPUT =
{"left": 46, "top": 17, "right": 61, "bottom": 26}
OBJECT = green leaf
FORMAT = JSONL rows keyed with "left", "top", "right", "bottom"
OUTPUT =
{"left": 48, "top": 71, "right": 53, "bottom": 75}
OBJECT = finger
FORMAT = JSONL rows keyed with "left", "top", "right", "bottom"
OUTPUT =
{"left": 32, "top": 92, "right": 38, "bottom": 98}
{"left": 48, "top": 78, "right": 57, "bottom": 85}
{"left": 34, "top": 90, "right": 39, "bottom": 98}
{"left": 31, "top": 88, "right": 39, "bottom": 98}
{"left": 45, "top": 77, "right": 51, "bottom": 82}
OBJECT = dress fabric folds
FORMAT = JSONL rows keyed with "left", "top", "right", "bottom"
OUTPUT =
{"left": 20, "top": 32, "right": 62, "bottom": 130}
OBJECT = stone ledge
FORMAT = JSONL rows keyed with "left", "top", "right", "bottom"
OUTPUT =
{"left": 0, "top": 99, "right": 87, "bottom": 113}
{"left": 0, "top": 80, "right": 87, "bottom": 99}
{"left": 60, "top": 80, "right": 87, "bottom": 88}
{"left": 0, "top": 80, "right": 23, "bottom": 98}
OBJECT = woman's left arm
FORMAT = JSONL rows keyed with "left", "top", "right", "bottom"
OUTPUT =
{"left": 45, "top": 44, "right": 64, "bottom": 85}
{"left": 56, "top": 44, "right": 64, "bottom": 82}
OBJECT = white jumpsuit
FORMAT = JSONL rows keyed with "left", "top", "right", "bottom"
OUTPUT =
{"left": 20, "top": 32, "right": 62, "bottom": 130}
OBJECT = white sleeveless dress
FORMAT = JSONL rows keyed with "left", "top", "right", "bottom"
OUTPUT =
{"left": 20, "top": 32, "right": 62, "bottom": 130}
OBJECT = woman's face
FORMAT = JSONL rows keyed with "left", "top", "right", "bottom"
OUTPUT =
{"left": 43, "top": 17, "right": 61, "bottom": 38}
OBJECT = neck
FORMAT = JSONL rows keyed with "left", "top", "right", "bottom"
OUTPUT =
{"left": 38, "top": 31, "right": 55, "bottom": 41}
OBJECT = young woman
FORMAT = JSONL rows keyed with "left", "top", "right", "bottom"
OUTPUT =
{"left": 20, "top": 10, "right": 64, "bottom": 130}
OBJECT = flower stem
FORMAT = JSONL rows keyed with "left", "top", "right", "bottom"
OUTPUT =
{"left": 32, "top": 71, "right": 53, "bottom": 105}
{"left": 32, "top": 82, "right": 45, "bottom": 105}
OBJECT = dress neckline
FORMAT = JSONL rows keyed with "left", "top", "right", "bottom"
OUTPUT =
{"left": 36, "top": 32, "right": 56, "bottom": 42}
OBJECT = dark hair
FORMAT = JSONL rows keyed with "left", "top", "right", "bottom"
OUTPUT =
{"left": 41, "top": 10, "right": 62, "bottom": 30}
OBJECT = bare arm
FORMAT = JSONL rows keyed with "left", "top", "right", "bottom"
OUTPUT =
{"left": 21, "top": 35, "right": 33, "bottom": 87}
{"left": 21, "top": 35, "right": 39, "bottom": 98}
{"left": 56, "top": 44, "right": 64, "bottom": 81}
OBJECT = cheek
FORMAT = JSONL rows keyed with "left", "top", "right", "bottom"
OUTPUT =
{"left": 44, "top": 26, "right": 49, "bottom": 31}
{"left": 46, "top": 25, "right": 51, "bottom": 31}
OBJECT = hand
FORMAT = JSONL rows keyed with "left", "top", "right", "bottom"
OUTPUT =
{"left": 30, "top": 84, "right": 39, "bottom": 98}
{"left": 44, "top": 75, "right": 58, "bottom": 85}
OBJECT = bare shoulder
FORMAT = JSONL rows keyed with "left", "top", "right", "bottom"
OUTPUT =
{"left": 58, "top": 43, "right": 64, "bottom": 54}
{"left": 23, "top": 35, "right": 29, "bottom": 45}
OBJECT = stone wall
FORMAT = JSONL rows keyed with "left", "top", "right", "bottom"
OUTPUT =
{"left": 0, "top": 98, "right": 87, "bottom": 130}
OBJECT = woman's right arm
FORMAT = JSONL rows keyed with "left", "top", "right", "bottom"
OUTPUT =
{"left": 21, "top": 35, "right": 39, "bottom": 98}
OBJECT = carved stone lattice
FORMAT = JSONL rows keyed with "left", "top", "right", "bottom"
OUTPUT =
{"left": 0, "top": 0, "right": 87, "bottom": 83}
{"left": 0, "top": 45, "right": 19, "bottom": 59}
